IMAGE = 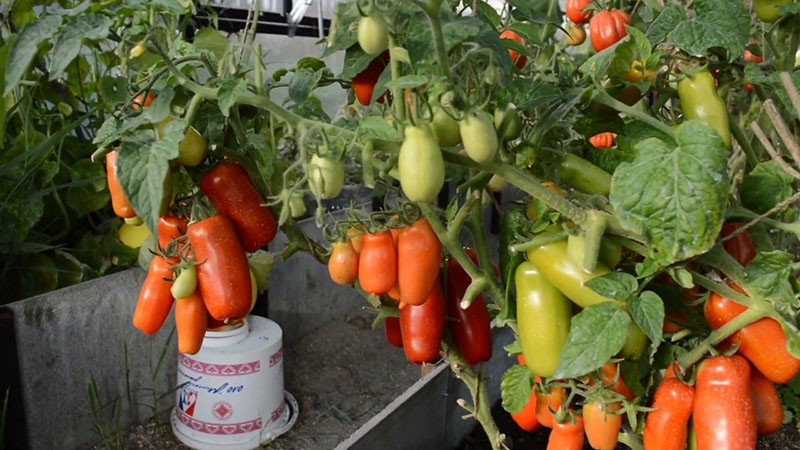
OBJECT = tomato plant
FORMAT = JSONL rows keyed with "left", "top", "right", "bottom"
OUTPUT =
{"left": 499, "top": 30, "right": 526, "bottom": 68}
{"left": 589, "top": 10, "right": 631, "bottom": 52}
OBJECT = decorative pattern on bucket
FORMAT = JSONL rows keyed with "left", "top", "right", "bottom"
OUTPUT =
{"left": 176, "top": 408, "right": 263, "bottom": 435}
{"left": 179, "top": 354, "right": 262, "bottom": 376}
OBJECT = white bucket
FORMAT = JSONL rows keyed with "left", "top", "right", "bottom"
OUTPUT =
{"left": 171, "top": 315, "right": 298, "bottom": 449}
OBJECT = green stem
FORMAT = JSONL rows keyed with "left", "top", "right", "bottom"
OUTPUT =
{"left": 281, "top": 220, "right": 328, "bottom": 263}
{"left": 727, "top": 206, "right": 800, "bottom": 240}
{"left": 618, "top": 429, "right": 644, "bottom": 450}
{"left": 509, "top": 230, "right": 568, "bottom": 254}
{"left": 539, "top": 0, "right": 559, "bottom": 44}
{"left": 388, "top": 35, "right": 406, "bottom": 123}
{"left": 594, "top": 89, "right": 675, "bottom": 138}
{"left": 582, "top": 210, "right": 608, "bottom": 273}
{"left": 729, "top": 120, "right": 758, "bottom": 169}
{"left": 362, "top": 140, "right": 375, "bottom": 188}
{"left": 676, "top": 307, "right": 768, "bottom": 369}
{"left": 183, "top": 93, "right": 203, "bottom": 126}
{"left": 418, "top": 0, "right": 451, "bottom": 77}
{"left": 467, "top": 197, "right": 494, "bottom": 289}
{"left": 447, "top": 192, "right": 479, "bottom": 243}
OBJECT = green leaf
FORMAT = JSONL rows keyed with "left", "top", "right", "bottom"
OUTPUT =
{"left": 553, "top": 302, "right": 631, "bottom": 379}
{"left": 98, "top": 76, "right": 129, "bottom": 105}
{"left": 740, "top": 161, "right": 794, "bottom": 214}
{"left": 65, "top": 160, "right": 108, "bottom": 216}
{"left": 444, "top": 17, "right": 486, "bottom": 51}
{"left": 5, "top": 15, "right": 62, "bottom": 95}
{"left": 248, "top": 250, "right": 279, "bottom": 294}
{"left": 245, "top": 132, "right": 275, "bottom": 195}
{"left": 0, "top": 41, "right": 10, "bottom": 145}
{"left": 585, "top": 272, "right": 638, "bottom": 301}
{"left": 646, "top": 6, "right": 684, "bottom": 44}
{"left": 217, "top": 78, "right": 248, "bottom": 117}
{"left": 322, "top": 1, "right": 360, "bottom": 58}
{"left": 48, "top": 14, "right": 113, "bottom": 80}
{"left": 384, "top": 75, "right": 429, "bottom": 90}
{"left": 501, "top": 364, "right": 533, "bottom": 414}
{"left": 745, "top": 251, "right": 794, "bottom": 306}
{"left": 288, "top": 68, "right": 323, "bottom": 105}
{"left": 358, "top": 116, "right": 402, "bottom": 142}
{"left": 93, "top": 89, "right": 175, "bottom": 147}
{"left": 608, "top": 28, "right": 653, "bottom": 81}
{"left": 193, "top": 27, "right": 229, "bottom": 61}
{"left": 475, "top": 0, "right": 502, "bottom": 29}
{"left": 610, "top": 120, "right": 728, "bottom": 265}
{"left": 630, "top": 291, "right": 665, "bottom": 356}
{"left": 297, "top": 57, "right": 327, "bottom": 72}
{"left": 667, "top": 0, "right": 749, "bottom": 60}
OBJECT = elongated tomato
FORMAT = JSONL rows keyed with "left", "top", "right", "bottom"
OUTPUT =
{"left": 106, "top": 150, "right": 136, "bottom": 219}
{"left": 384, "top": 316, "right": 403, "bottom": 348}
{"left": 175, "top": 291, "right": 208, "bottom": 354}
{"left": 157, "top": 213, "right": 188, "bottom": 255}
{"left": 328, "top": 241, "right": 359, "bottom": 285}
{"left": 446, "top": 254, "right": 492, "bottom": 365}
{"left": 547, "top": 414, "right": 584, "bottom": 450}
{"left": 358, "top": 231, "right": 397, "bottom": 296}
{"left": 643, "top": 378, "right": 695, "bottom": 450}
{"left": 187, "top": 215, "right": 252, "bottom": 321}
{"left": 398, "top": 218, "right": 441, "bottom": 305}
{"left": 133, "top": 255, "right": 174, "bottom": 334}
{"left": 400, "top": 280, "right": 444, "bottom": 363}
{"left": 750, "top": 365, "right": 783, "bottom": 435}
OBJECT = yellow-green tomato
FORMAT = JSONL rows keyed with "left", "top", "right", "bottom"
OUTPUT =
{"left": 171, "top": 265, "right": 197, "bottom": 299}
{"left": 620, "top": 321, "right": 648, "bottom": 360}
{"left": 493, "top": 103, "right": 522, "bottom": 142}
{"left": 430, "top": 107, "right": 462, "bottom": 147}
{"left": 178, "top": 126, "right": 208, "bottom": 167}
{"left": 516, "top": 261, "right": 572, "bottom": 378}
{"left": 308, "top": 154, "right": 345, "bottom": 199}
{"left": 357, "top": 15, "right": 389, "bottom": 55}
{"left": 460, "top": 111, "right": 499, "bottom": 164}
{"left": 398, "top": 125, "right": 445, "bottom": 202}
{"left": 754, "top": 0, "right": 790, "bottom": 22}
{"left": 486, "top": 174, "right": 508, "bottom": 193}
{"left": 288, "top": 192, "right": 307, "bottom": 218}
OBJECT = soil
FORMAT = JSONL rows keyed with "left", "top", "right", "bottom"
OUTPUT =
{"left": 110, "top": 308, "right": 420, "bottom": 450}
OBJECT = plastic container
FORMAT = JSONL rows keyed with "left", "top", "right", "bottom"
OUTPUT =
{"left": 171, "top": 315, "right": 298, "bottom": 449}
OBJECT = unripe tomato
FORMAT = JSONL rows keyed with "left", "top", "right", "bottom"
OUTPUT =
{"left": 357, "top": 15, "right": 389, "bottom": 55}
{"left": 486, "top": 175, "right": 508, "bottom": 193}
{"left": 129, "top": 43, "right": 146, "bottom": 59}
{"left": 460, "top": 111, "right": 499, "bottom": 164}
{"left": 565, "top": 23, "right": 586, "bottom": 46}
{"left": 754, "top": 0, "right": 790, "bottom": 22}
{"left": 308, "top": 154, "right": 345, "bottom": 199}
{"left": 171, "top": 265, "right": 197, "bottom": 299}
{"left": 565, "top": 0, "right": 593, "bottom": 24}
{"left": 118, "top": 221, "right": 151, "bottom": 248}
{"left": 589, "top": 9, "right": 631, "bottom": 52}
{"left": 158, "top": 116, "right": 208, "bottom": 167}
{"left": 328, "top": 241, "right": 359, "bottom": 285}
{"left": 499, "top": 29, "right": 526, "bottom": 68}
{"left": 288, "top": 192, "right": 307, "bottom": 218}
{"left": 621, "top": 59, "right": 657, "bottom": 83}
{"left": 398, "top": 125, "right": 445, "bottom": 202}
{"left": 493, "top": 103, "right": 522, "bottom": 142}
{"left": 430, "top": 107, "right": 462, "bottom": 147}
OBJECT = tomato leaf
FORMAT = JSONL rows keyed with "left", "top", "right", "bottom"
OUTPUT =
{"left": 666, "top": 0, "right": 749, "bottom": 61}
{"left": 48, "top": 14, "right": 112, "bottom": 81}
{"left": 553, "top": 302, "right": 630, "bottom": 379}
{"left": 359, "top": 116, "right": 402, "bottom": 142}
{"left": 248, "top": 250, "right": 279, "bottom": 294}
{"left": 585, "top": 272, "right": 638, "bottom": 301}
{"left": 287, "top": 68, "right": 323, "bottom": 105}
{"left": 645, "top": 5, "right": 684, "bottom": 45}
{"left": 630, "top": 291, "right": 665, "bottom": 357}
{"left": 610, "top": 120, "right": 728, "bottom": 266}
{"left": 384, "top": 75, "right": 429, "bottom": 89}
{"left": 4, "top": 15, "right": 62, "bottom": 95}
{"left": 323, "top": 1, "right": 359, "bottom": 58}
{"left": 501, "top": 364, "right": 533, "bottom": 414}
{"left": 741, "top": 161, "right": 794, "bottom": 214}
{"left": 217, "top": 78, "right": 248, "bottom": 117}
{"left": 745, "top": 251, "right": 794, "bottom": 307}
{"left": 474, "top": 0, "right": 502, "bottom": 30}
{"left": 193, "top": 27, "right": 229, "bottom": 62}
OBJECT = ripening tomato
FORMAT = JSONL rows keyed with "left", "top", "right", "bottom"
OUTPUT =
{"left": 536, "top": 386, "right": 565, "bottom": 428}
{"left": 328, "top": 241, "right": 359, "bottom": 285}
{"left": 510, "top": 391, "right": 540, "bottom": 431}
{"left": 583, "top": 401, "right": 622, "bottom": 450}
{"left": 358, "top": 231, "right": 397, "bottom": 296}
{"left": 397, "top": 219, "right": 441, "bottom": 305}
{"left": 750, "top": 365, "right": 783, "bottom": 435}
{"left": 565, "top": 0, "right": 593, "bottom": 24}
{"left": 499, "top": 29, "right": 526, "bottom": 68}
{"left": 171, "top": 265, "right": 197, "bottom": 299}
{"left": 175, "top": 290, "right": 208, "bottom": 355}
{"left": 720, "top": 222, "right": 756, "bottom": 266}
{"left": 357, "top": 15, "right": 389, "bottom": 55}
{"left": 589, "top": 132, "right": 616, "bottom": 148}
{"left": 460, "top": 111, "right": 499, "bottom": 164}
{"left": 352, "top": 51, "right": 390, "bottom": 106}
{"left": 589, "top": 9, "right": 631, "bottom": 52}
{"left": 565, "top": 23, "right": 587, "bottom": 46}
{"left": 547, "top": 414, "right": 584, "bottom": 450}
{"left": 106, "top": 150, "right": 136, "bottom": 219}
{"left": 643, "top": 378, "right": 695, "bottom": 450}
{"left": 132, "top": 92, "right": 156, "bottom": 110}
{"left": 400, "top": 279, "right": 444, "bottom": 363}
{"left": 158, "top": 116, "right": 208, "bottom": 167}
{"left": 347, "top": 226, "right": 365, "bottom": 254}
{"left": 384, "top": 316, "right": 403, "bottom": 348}
{"left": 187, "top": 215, "right": 252, "bottom": 321}
{"left": 133, "top": 255, "right": 175, "bottom": 335}
{"left": 590, "top": 363, "right": 634, "bottom": 401}
{"left": 398, "top": 126, "right": 445, "bottom": 203}
{"left": 743, "top": 47, "right": 764, "bottom": 64}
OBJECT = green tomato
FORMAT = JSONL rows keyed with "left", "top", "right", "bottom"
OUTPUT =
{"left": 677, "top": 69, "right": 731, "bottom": 149}
{"left": 357, "top": 15, "right": 389, "bottom": 56}
{"left": 308, "top": 154, "right": 345, "bottom": 199}
{"left": 493, "top": 103, "right": 522, "bottom": 142}
{"left": 516, "top": 261, "right": 572, "bottom": 378}
{"left": 288, "top": 192, "right": 307, "bottom": 218}
{"left": 486, "top": 174, "right": 508, "bottom": 193}
{"left": 559, "top": 154, "right": 612, "bottom": 195}
{"left": 460, "top": 111, "right": 499, "bottom": 164}
{"left": 118, "top": 221, "right": 151, "bottom": 248}
{"left": 398, "top": 125, "right": 445, "bottom": 202}
{"left": 753, "top": 0, "right": 790, "bottom": 22}
{"left": 430, "top": 107, "right": 462, "bottom": 147}
{"left": 171, "top": 265, "right": 197, "bottom": 299}
{"left": 620, "top": 321, "right": 648, "bottom": 360}
{"left": 178, "top": 126, "right": 208, "bottom": 167}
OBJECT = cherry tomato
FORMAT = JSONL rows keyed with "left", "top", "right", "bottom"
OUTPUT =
{"left": 510, "top": 391, "right": 540, "bottom": 431}
{"left": 398, "top": 125, "right": 445, "bottom": 203}
{"left": 693, "top": 355, "right": 757, "bottom": 450}
{"left": 720, "top": 222, "right": 756, "bottom": 266}
{"left": 750, "top": 364, "right": 784, "bottom": 435}
{"left": 358, "top": 230, "right": 397, "bottom": 296}
{"left": 106, "top": 150, "right": 136, "bottom": 219}
{"left": 175, "top": 290, "right": 208, "bottom": 355}
{"left": 397, "top": 218, "right": 441, "bottom": 305}
{"left": 536, "top": 385, "right": 565, "bottom": 428}
{"left": 357, "top": 15, "right": 389, "bottom": 56}
{"left": 328, "top": 241, "right": 359, "bottom": 285}
{"left": 583, "top": 401, "right": 622, "bottom": 450}
{"left": 400, "top": 279, "right": 444, "bottom": 363}
{"left": 446, "top": 253, "right": 492, "bottom": 365}
{"left": 384, "top": 316, "right": 403, "bottom": 348}
{"left": 187, "top": 215, "right": 252, "bottom": 321}
{"left": 565, "top": 0, "right": 593, "bottom": 24}
{"left": 547, "top": 413, "right": 584, "bottom": 450}
{"left": 133, "top": 255, "right": 175, "bottom": 335}
{"left": 589, "top": 9, "right": 631, "bottom": 52}
{"left": 499, "top": 29, "right": 526, "bottom": 68}
{"left": 199, "top": 161, "right": 278, "bottom": 253}
{"left": 460, "top": 111, "right": 499, "bottom": 164}
{"left": 643, "top": 378, "right": 695, "bottom": 450}
{"left": 589, "top": 132, "right": 616, "bottom": 149}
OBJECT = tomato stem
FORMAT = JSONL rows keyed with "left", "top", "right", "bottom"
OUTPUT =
{"left": 582, "top": 210, "right": 607, "bottom": 273}
{"left": 415, "top": 0, "right": 451, "bottom": 77}
{"left": 676, "top": 306, "right": 768, "bottom": 369}
{"left": 617, "top": 429, "right": 644, "bottom": 450}
{"left": 509, "top": 230, "right": 568, "bottom": 254}
{"left": 361, "top": 140, "right": 375, "bottom": 188}
{"left": 593, "top": 88, "right": 675, "bottom": 138}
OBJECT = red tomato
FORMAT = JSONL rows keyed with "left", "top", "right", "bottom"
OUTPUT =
{"left": 187, "top": 215, "right": 252, "bottom": 321}
{"left": 132, "top": 91, "right": 156, "bottom": 111}
{"left": 643, "top": 377, "right": 695, "bottom": 450}
{"left": 705, "top": 288, "right": 800, "bottom": 383}
{"left": 583, "top": 401, "right": 622, "bottom": 450}
{"left": 743, "top": 44, "right": 764, "bottom": 64}
{"left": 589, "top": 363, "right": 634, "bottom": 401}
{"left": 500, "top": 29, "right": 526, "bottom": 68}
{"left": 328, "top": 241, "right": 359, "bottom": 285}
{"left": 693, "top": 355, "right": 757, "bottom": 450}
{"left": 132, "top": 255, "right": 175, "bottom": 335}
{"left": 397, "top": 218, "right": 441, "bottom": 305}
{"left": 347, "top": 226, "right": 365, "bottom": 254}
{"left": 589, "top": 132, "right": 616, "bottom": 148}
{"left": 565, "top": 0, "right": 593, "bottom": 24}
{"left": 720, "top": 222, "right": 757, "bottom": 266}
{"left": 106, "top": 150, "right": 136, "bottom": 219}
{"left": 175, "top": 290, "right": 208, "bottom": 355}
{"left": 510, "top": 391, "right": 540, "bottom": 431}
{"left": 536, "top": 386, "right": 565, "bottom": 428}
{"left": 445, "top": 254, "right": 492, "bottom": 365}
{"left": 589, "top": 9, "right": 631, "bottom": 52}
{"left": 157, "top": 213, "right": 188, "bottom": 255}
{"left": 749, "top": 365, "right": 783, "bottom": 435}
{"left": 384, "top": 316, "right": 403, "bottom": 348}
{"left": 352, "top": 51, "right": 390, "bottom": 105}
{"left": 358, "top": 230, "right": 397, "bottom": 296}
{"left": 400, "top": 279, "right": 444, "bottom": 363}
{"left": 547, "top": 413, "right": 584, "bottom": 450}
{"left": 199, "top": 161, "right": 278, "bottom": 253}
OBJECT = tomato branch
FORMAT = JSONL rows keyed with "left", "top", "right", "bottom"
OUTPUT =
{"left": 593, "top": 88, "right": 675, "bottom": 138}
{"left": 414, "top": 0, "right": 451, "bottom": 78}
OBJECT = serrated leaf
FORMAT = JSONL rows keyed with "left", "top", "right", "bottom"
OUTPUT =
{"left": 741, "top": 161, "right": 794, "bottom": 214}
{"left": 288, "top": 68, "right": 323, "bottom": 105}
{"left": 218, "top": 78, "right": 248, "bottom": 117}
{"left": 384, "top": 75, "right": 428, "bottom": 89}
{"left": 475, "top": 0, "right": 502, "bottom": 29}
{"left": 443, "top": 17, "right": 485, "bottom": 51}
{"left": 501, "top": 364, "right": 533, "bottom": 414}
{"left": 745, "top": 251, "right": 794, "bottom": 306}
{"left": 630, "top": 291, "right": 664, "bottom": 356}
{"left": 610, "top": 120, "right": 728, "bottom": 265}
{"left": 66, "top": 160, "right": 108, "bottom": 216}
{"left": 358, "top": 116, "right": 402, "bottom": 142}
{"left": 5, "top": 15, "right": 62, "bottom": 95}
{"left": 585, "top": 272, "right": 638, "bottom": 301}
{"left": 48, "top": 14, "right": 112, "bottom": 80}
{"left": 322, "top": 0, "right": 360, "bottom": 58}
{"left": 98, "top": 76, "right": 129, "bottom": 105}
{"left": 553, "top": 303, "right": 631, "bottom": 379}
{"left": 646, "top": 6, "right": 684, "bottom": 44}
{"left": 193, "top": 27, "right": 229, "bottom": 61}
{"left": 667, "top": 0, "right": 749, "bottom": 60}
